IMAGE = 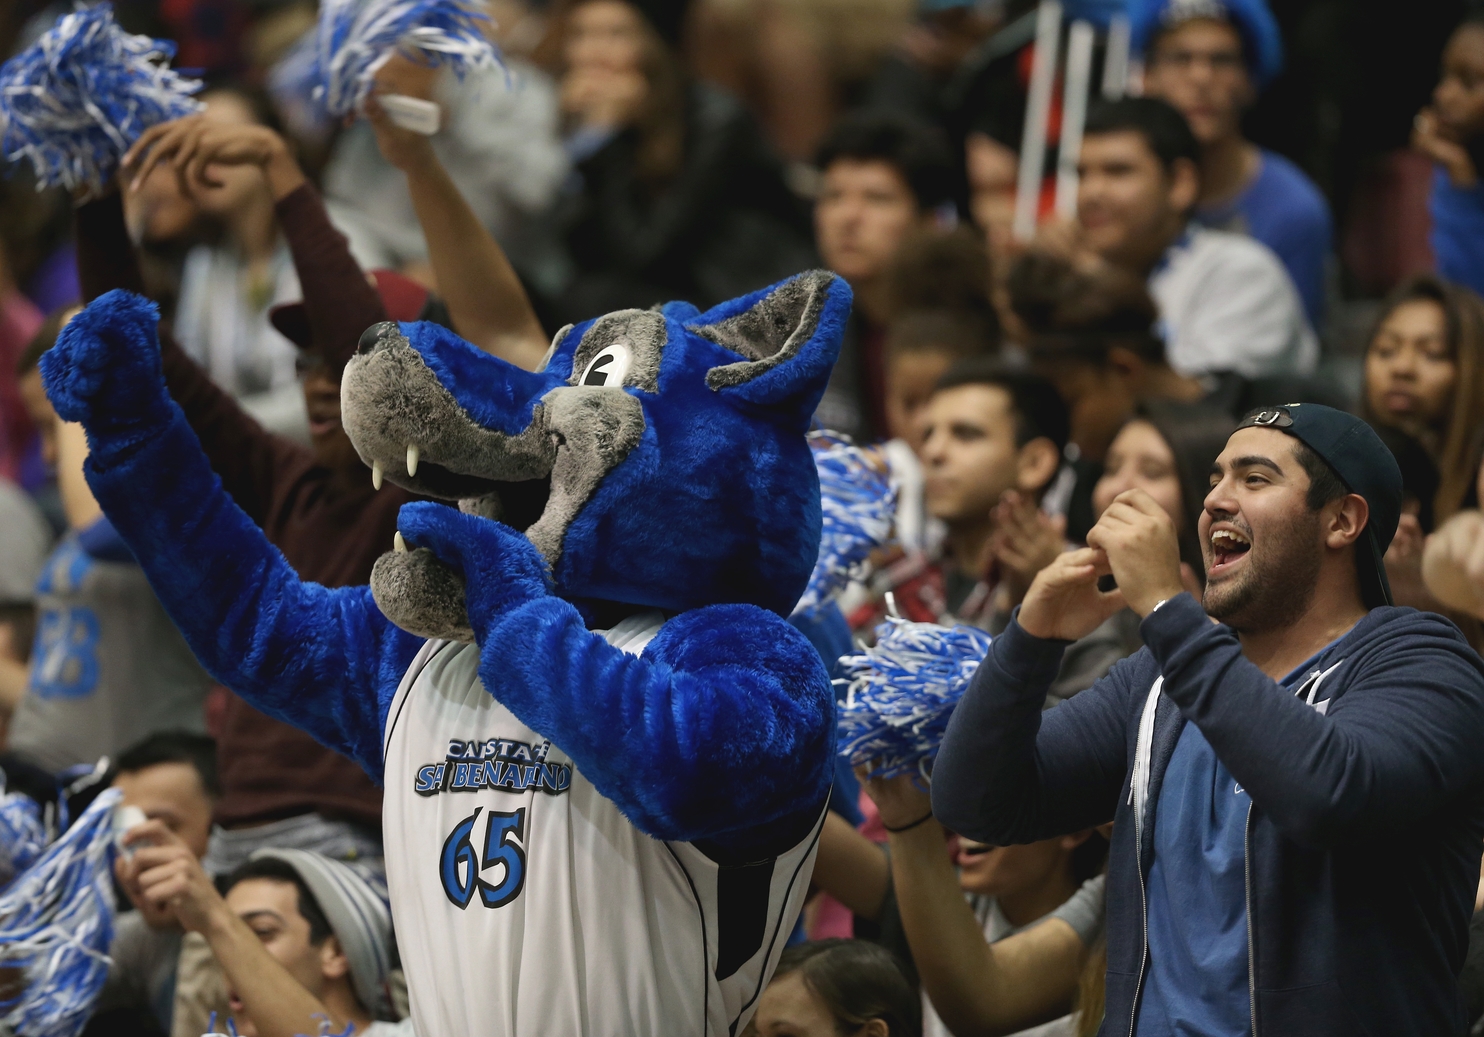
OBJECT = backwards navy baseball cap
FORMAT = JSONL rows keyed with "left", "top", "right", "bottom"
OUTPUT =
{"left": 1234, "top": 403, "right": 1403, "bottom": 609}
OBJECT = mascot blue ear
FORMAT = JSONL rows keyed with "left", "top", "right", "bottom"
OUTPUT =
{"left": 660, "top": 300, "right": 703, "bottom": 322}
{"left": 691, "top": 270, "right": 851, "bottom": 432}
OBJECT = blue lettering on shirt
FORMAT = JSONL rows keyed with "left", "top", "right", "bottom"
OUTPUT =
{"left": 416, "top": 737, "right": 569, "bottom": 797}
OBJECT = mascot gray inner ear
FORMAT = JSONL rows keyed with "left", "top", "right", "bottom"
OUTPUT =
{"left": 696, "top": 270, "right": 833, "bottom": 389}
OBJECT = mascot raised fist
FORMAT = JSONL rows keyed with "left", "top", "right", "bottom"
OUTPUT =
{"left": 41, "top": 271, "right": 850, "bottom": 1036}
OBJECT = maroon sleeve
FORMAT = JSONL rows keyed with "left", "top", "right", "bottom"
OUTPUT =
{"left": 274, "top": 184, "right": 387, "bottom": 366}
{"left": 73, "top": 193, "right": 306, "bottom": 524}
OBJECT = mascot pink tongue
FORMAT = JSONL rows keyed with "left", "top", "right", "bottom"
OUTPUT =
{"left": 40, "top": 271, "right": 849, "bottom": 1037}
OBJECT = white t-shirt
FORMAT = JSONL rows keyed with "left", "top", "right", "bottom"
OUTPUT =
{"left": 1148, "top": 226, "right": 1318, "bottom": 380}
{"left": 380, "top": 611, "right": 823, "bottom": 1037}
{"left": 173, "top": 240, "right": 307, "bottom": 441}
{"left": 362, "top": 1020, "right": 414, "bottom": 1036}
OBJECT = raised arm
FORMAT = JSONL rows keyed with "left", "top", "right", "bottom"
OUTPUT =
{"left": 76, "top": 187, "right": 297, "bottom": 524}
{"left": 120, "top": 822, "right": 368, "bottom": 1037}
{"left": 866, "top": 773, "right": 1093, "bottom": 1036}
{"left": 1141, "top": 593, "right": 1484, "bottom": 845}
{"left": 39, "top": 291, "right": 421, "bottom": 778}
{"left": 122, "top": 114, "right": 388, "bottom": 369}
{"left": 363, "top": 57, "right": 549, "bottom": 370}
{"left": 932, "top": 630, "right": 1138, "bottom": 845}
{"left": 395, "top": 502, "right": 834, "bottom": 853}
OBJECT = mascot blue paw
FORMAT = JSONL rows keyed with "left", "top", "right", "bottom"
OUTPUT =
{"left": 39, "top": 289, "right": 170, "bottom": 435}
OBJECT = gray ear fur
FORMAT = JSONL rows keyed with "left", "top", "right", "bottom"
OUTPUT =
{"left": 537, "top": 324, "right": 575, "bottom": 373}
{"left": 695, "top": 270, "right": 834, "bottom": 391}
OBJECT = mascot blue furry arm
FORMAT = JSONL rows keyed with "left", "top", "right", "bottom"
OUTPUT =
{"left": 43, "top": 273, "right": 849, "bottom": 1036}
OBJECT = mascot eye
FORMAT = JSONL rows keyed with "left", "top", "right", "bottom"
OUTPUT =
{"left": 580, "top": 344, "right": 631, "bottom": 387}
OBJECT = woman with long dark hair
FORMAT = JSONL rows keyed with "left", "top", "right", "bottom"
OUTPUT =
{"left": 1362, "top": 273, "right": 1484, "bottom": 525}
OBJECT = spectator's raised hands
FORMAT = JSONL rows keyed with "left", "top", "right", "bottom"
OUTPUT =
{"left": 990, "top": 489, "right": 1067, "bottom": 608}
{"left": 855, "top": 765, "right": 936, "bottom": 832}
{"left": 1423, "top": 509, "right": 1484, "bottom": 620}
{"left": 1413, "top": 107, "right": 1478, "bottom": 189}
{"left": 1085, "top": 488, "right": 1185, "bottom": 616}
{"left": 1017, "top": 547, "right": 1126, "bottom": 640}
{"left": 1384, "top": 512, "right": 1432, "bottom": 610}
{"left": 122, "top": 114, "right": 306, "bottom": 201}
{"left": 365, "top": 53, "right": 441, "bottom": 173}
{"left": 116, "top": 819, "right": 226, "bottom": 935}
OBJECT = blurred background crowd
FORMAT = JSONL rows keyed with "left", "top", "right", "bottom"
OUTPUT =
{"left": 3, "top": 0, "right": 1484, "bottom": 1034}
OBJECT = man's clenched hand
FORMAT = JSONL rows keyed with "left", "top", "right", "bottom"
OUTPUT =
{"left": 1085, "top": 489, "right": 1185, "bottom": 617}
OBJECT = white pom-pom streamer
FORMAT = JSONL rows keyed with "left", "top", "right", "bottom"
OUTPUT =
{"left": 793, "top": 432, "right": 896, "bottom": 617}
{"left": 0, "top": 3, "right": 203, "bottom": 192}
{"left": 0, "top": 788, "right": 122, "bottom": 1037}
{"left": 311, "top": 0, "right": 501, "bottom": 118}
{"left": 0, "top": 781, "right": 46, "bottom": 892}
{"left": 837, "top": 618, "right": 992, "bottom": 780}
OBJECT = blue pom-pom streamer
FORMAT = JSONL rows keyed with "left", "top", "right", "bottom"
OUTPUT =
{"left": 0, "top": 779, "right": 46, "bottom": 892}
{"left": 836, "top": 618, "right": 992, "bottom": 780}
{"left": 0, "top": 787, "right": 121, "bottom": 1037}
{"left": 793, "top": 432, "right": 896, "bottom": 617}
{"left": 311, "top": 0, "right": 502, "bottom": 117}
{"left": 0, "top": 3, "right": 203, "bottom": 192}
{"left": 268, "top": 26, "right": 332, "bottom": 143}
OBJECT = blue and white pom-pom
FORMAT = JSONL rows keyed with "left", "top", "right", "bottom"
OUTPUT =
{"left": 0, "top": 3, "right": 203, "bottom": 192}
{"left": 0, "top": 787, "right": 122, "bottom": 1037}
{"left": 837, "top": 618, "right": 992, "bottom": 781}
{"left": 268, "top": 26, "right": 332, "bottom": 144}
{"left": 311, "top": 0, "right": 501, "bottom": 118}
{"left": 0, "top": 771, "right": 47, "bottom": 892}
{"left": 793, "top": 432, "right": 896, "bottom": 617}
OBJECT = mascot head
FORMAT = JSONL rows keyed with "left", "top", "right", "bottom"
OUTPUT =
{"left": 341, "top": 270, "right": 851, "bottom": 640}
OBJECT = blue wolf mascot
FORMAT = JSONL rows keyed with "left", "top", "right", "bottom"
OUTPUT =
{"left": 41, "top": 271, "right": 850, "bottom": 1036}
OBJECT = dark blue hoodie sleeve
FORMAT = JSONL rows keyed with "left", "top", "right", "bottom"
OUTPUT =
{"left": 932, "top": 616, "right": 1140, "bottom": 844}
{"left": 1142, "top": 593, "right": 1484, "bottom": 846}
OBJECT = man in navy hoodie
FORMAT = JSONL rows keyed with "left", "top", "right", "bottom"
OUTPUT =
{"left": 933, "top": 403, "right": 1484, "bottom": 1036}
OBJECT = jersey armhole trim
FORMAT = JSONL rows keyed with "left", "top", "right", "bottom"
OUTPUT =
{"left": 727, "top": 805, "right": 828, "bottom": 1034}
{"left": 383, "top": 639, "right": 441, "bottom": 758}
{"left": 663, "top": 841, "right": 709, "bottom": 1035}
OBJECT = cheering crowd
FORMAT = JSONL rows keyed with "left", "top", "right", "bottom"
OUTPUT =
{"left": 3, "top": 0, "right": 1484, "bottom": 1034}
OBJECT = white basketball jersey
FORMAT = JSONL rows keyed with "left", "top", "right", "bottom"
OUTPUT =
{"left": 380, "top": 611, "right": 824, "bottom": 1037}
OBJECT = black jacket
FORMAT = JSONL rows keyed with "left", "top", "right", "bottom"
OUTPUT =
{"left": 550, "top": 84, "right": 815, "bottom": 322}
{"left": 933, "top": 594, "right": 1484, "bottom": 1036}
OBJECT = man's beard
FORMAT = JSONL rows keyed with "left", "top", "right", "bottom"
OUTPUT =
{"left": 1202, "top": 508, "right": 1323, "bottom": 633}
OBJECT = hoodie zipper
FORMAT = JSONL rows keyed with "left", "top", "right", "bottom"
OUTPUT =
{"left": 1127, "top": 797, "right": 1151, "bottom": 1037}
{"left": 1244, "top": 800, "right": 1257, "bottom": 1037}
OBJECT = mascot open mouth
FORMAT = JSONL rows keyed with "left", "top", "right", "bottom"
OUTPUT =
{"left": 338, "top": 321, "right": 645, "bottom": 640}
{"left": 377, "top": 450, "right": 554, "bottom": 534}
